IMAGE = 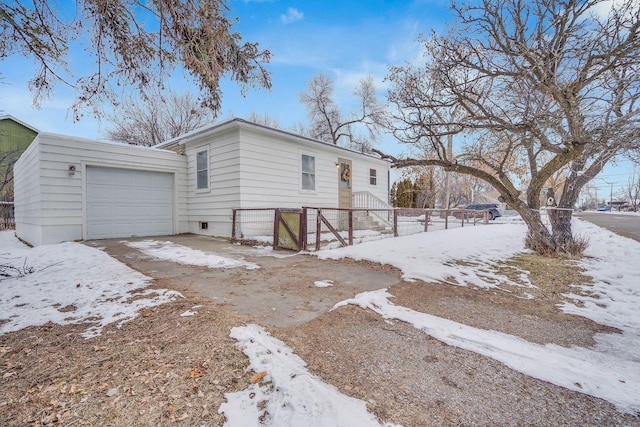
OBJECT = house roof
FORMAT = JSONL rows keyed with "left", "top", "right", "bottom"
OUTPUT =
{"left": 155, "top": 117, "right": 389, "bottom": 162}
{"left": 0, "top": 115, "right": 40, "bottom": 134}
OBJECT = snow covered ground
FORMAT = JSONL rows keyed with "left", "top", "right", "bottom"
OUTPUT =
{"left": 0, "top": 233, "right": 182, "bottom": 338}
{"left": 318, "top": 218, "right": 640, "bottom": 414}
{"left": 1, "top": 214, "right": 639, "bottom": 422}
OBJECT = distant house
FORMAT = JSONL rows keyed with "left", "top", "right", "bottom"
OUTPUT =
{"left": 14, "top": 118, "right": 390, "bottom": 246}
{"left": 0, "top": 115, "right": 39, "bottom": 198}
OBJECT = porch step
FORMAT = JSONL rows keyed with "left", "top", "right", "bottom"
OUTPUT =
{"left": 352, "top": 212, "right": 387, "bottom": 232}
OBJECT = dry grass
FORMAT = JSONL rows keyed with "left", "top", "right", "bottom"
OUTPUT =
{"left": 0, "top": 289, "right": 254, "bottom": 426}
{"left": 499, "top": 253, "right": 594, "bottom": 299}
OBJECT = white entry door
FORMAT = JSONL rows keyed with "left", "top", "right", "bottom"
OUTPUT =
{"left": 86, "top": 166, "right": 173, "bottom": 239}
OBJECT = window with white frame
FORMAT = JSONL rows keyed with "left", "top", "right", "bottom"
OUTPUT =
{"left": 196, "top": 150, "right": 209, "bottom": 190}
{"left": 369, "top": 168, "right": 377, "bottom": 185}
{"left": 301, "top": 154, "right": 315, "bottom": 190}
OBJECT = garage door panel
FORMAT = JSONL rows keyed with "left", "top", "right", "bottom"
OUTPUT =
{"left": 135, "top": 173, "right": 155, "bottom": 186}
{"left": 90, "top": 224, "right": 111, "bottom": 236}
{"left": 87, "top": 168, "right": 111, "bottom": 184}
{"left": 113, "top": 192, "right": 136, "bottom": 203}
{"left": 134, "top": 189, "right": 166, "bottom": 202}
{"left": 112, "top": 170, "right": 135, "bottom": 185}
{"left": 87, "top": 167, "right": 174, "bottom": 239}
{"left": 112, "top": 204, "right": 135, "bottom": 217}
{"left": 134, "top": 188, "right": 152, "bottom": 201}
{"left": 87, "top": 184, "right": 112, "bottom": 201}
{"left": 134, "top": 206, "right": 157, "bottom": 217}
{"left": 134, "top": 221, "right": 171, "bottom": 235}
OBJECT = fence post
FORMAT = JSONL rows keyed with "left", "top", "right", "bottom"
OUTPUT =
{"left": 316, "top": 208, "right": 322, "bottom": 251}
{"left": 231, "top": 209, "right": 237, "bottom": 240}
{"left": 273, "top": 209, "right": 280, "bottom": 250}
{"left": 393, "top": 209, "right": 398, "bottom": 237}
{"left": 301, "top": 208, "right": 308, "bottom": 250}
{"left": 348, "top": 210, "right": 353, "bottom": 245}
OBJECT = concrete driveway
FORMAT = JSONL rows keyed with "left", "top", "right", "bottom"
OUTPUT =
{"left": 87, "top": 234, "right": 401, "bottom": 327}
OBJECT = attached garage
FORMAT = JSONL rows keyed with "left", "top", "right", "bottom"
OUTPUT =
{"left": 14, "top": 133, "right": 187, "bottom": 246}
{"left": 86, "top": 167, "right": 174, "bottom": 239}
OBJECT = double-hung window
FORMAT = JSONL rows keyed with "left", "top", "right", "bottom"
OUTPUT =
{"left": 369, "top": 168, "right": 377, "bottom": 185}
{"left": 301, "top": 154, "right": 315, "bottom": 191}
{"left": 196, "top": 150, "right": 209, "bottom": 190}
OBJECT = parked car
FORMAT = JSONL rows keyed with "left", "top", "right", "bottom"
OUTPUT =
{"left": 454, "top": 203, "right": 502, "bottom": 220}
{"left": 597, "top": 207, "right": 611, "bottom": 212}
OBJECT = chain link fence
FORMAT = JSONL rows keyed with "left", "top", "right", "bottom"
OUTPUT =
{"left": 232, "top": 207, "right": 490, "bottom": 251}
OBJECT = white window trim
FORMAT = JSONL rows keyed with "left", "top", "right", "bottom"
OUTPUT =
{"left": 299, "top": 150, "right": 317, "bottom": 193}
{"left": 195, "top": 148, "right": 210, "bottom": 193}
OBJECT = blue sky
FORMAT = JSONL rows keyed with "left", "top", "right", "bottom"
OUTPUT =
{"left": 1, "top": 1, "right": 445, "bottom": 144}
{"left": 0, "top": 0, "right": 636, "bottom": 196}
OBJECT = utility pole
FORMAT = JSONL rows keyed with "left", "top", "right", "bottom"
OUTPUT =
{"left": 443, "top": 133, "right": 453, "bottom": 210}
{"left": 610, "top": 182, "right": 613, "bottom": 212}
{"left": 602, "top": 181, "right": 614, "bottom": 212}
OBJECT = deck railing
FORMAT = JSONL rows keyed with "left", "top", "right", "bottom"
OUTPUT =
{"left": 352, "top": 191, "right": 393, "bottom": 227}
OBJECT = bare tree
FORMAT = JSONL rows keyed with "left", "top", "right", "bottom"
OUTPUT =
{"left": 246, "top": 111, "right": 284, "bottom": 130}
{"left": 0, "top": 148, "right": 19, "bottom": 197}
{"left": 380, "top": 0, "right": 640, "bottom": 256}
{"left": 0, "top": 1, "right": 271, "bottom": 118}
{"left": 627, "top": 167, "right": 640, "bottom": 211}
{"left": 299, "top": 72, "right": 390, "bottom": 151}
{"left": 446, "top": 172, "right": 493, "bottom": 208}
{"left": 106, "top": 91, "right": 214, "bottom": 146}
{"left": 414, "top": 167, "right": 441, "bottom": 209}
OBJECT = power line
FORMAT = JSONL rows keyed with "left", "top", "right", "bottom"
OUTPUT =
{"left": 597, "top": 174, "right": 635, "bottom": 179}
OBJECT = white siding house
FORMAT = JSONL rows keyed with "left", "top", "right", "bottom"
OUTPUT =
{"left": 14, "top": 118, "right": 390, "bottom": 245}
{"left": 158, "top": 119, "right": 391, "bottom": 237}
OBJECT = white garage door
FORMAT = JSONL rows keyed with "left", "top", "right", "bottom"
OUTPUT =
{"left": 86, "top": 167, "right": 174, "bottom": 239}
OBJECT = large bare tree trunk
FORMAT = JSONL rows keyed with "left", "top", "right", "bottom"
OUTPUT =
{"left": 547, "top": 148, "right": 619, "bottom": 251}
{"left": 514, "top": 203, "right": 558, "bottom": 254}
{"left": 547, "top": 209, "right": 573, "bottom": 247}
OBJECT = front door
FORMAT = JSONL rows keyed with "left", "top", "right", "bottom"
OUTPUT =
{"left": 338, "top": 158, "right": 352, "bottom": 209}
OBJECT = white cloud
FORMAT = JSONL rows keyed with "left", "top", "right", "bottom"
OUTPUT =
{"left": 280, "top": 7, "right": 304, "bottom": 24}
{"left": 592, "top": 0, "right": 640, "bottom": 20}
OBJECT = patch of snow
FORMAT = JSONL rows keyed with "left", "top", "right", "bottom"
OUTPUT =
{"left": 314, "top": 280, "right": 334, "bottom": 288}
{"left": 240, "top": 245, "right": 300, "bottom": 258}
{"left": 334, "top": 289, "right": 640, "bottom": 414}
{"left": 125, "top": 240, "right": 260, "bottom": 270}
{"left": 0, "top": 232, "right": 181, "bottom": 338}
{"left": 218, "top": 324, "right": 401, "bottom": 427}
{"left": 558, "top": 220, "right": 640, "bottom": 363}
{"left": 180, "top": 310, "right": 198, "bottom": 317}
{"left": 316, "top": 224, "right": 533, "bottom": 289}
